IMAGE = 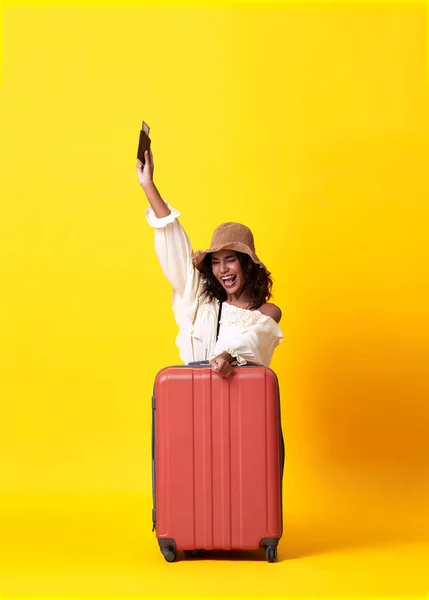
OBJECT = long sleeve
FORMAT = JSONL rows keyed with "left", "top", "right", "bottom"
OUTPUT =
{"left": 210, "top": 303, "right": 284, "bottom": 367}
{"left": 146, "top": 201, "right": 194, "bottom": 298}
{"left": 146, "top": 201, "right": 202, "bottom": 362}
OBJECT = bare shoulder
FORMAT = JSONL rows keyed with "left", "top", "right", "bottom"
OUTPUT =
{"left": 257, "top": 302, "right": 282, "bottom": 323}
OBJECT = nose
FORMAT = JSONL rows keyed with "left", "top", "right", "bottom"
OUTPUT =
{"left": 219, "top": 261, "right": 229, "bottom": 274}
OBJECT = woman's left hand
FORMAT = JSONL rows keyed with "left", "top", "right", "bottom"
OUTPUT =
{"left": 209, "top": 353, "right": 234, "bottom": 377}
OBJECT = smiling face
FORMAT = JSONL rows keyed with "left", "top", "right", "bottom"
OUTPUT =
{"left": 211, "top": 250, "right": 245, "bottom": 298}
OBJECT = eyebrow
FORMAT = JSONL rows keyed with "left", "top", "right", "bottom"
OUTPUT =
{"left": 212, "top": 254, "right": 236, "bottom": 261}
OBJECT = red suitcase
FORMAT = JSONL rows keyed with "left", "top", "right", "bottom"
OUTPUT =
{"left": 151, "top": 364, "right": 284, "bottom": 562}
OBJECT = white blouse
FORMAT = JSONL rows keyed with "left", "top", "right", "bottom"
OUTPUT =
{"left": 146, "top": 201, "right": 284, "bottom": 367}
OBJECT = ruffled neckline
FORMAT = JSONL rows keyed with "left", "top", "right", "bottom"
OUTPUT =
{"left": 221, "top": 302, "right": 283, "bottom": 334}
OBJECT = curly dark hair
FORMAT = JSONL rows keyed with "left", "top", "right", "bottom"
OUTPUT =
{"left": 199, "top": 251, "right": 273, "bottom": 310}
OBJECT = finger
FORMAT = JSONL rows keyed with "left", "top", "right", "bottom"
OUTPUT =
{"left": 216, "top": 360, "right": 226, "bottom": 373}
{"left": 136, "top": 160, "right": 143, "bottom": 169}
{"left": 222, "top": 366, "right": 232, "bottom": 377}
{"left": 210, "top": 360, "right": 219, "bottom": 371}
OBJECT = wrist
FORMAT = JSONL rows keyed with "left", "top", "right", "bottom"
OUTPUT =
{"left": 218, "top": 351, "right": 234, "bottom": 364}
{"left": 141, "top": 179, "right": 156, "bottom": 193}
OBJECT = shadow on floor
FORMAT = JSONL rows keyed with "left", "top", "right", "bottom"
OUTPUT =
{"left": 280, "top": 514, "right": 429, "bottom": 559}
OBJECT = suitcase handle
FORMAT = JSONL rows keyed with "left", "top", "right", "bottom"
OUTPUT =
{"left": 187, "top": 360, "right": 211, "bottom": 366}
{"left": 187, "top": 361, "right": 256, "bottom": 368}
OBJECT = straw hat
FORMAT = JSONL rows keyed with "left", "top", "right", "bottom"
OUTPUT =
{"left": 192, "top": 222, "right": 269, "bottom": 274}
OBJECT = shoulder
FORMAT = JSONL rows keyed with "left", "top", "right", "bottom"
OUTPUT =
{"left": 257, "top": 302, "right": 282, "bottom": 323}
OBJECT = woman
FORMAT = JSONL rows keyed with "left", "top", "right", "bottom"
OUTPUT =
{"left": 137, "top": 149, "right": 283, "bottom": 377}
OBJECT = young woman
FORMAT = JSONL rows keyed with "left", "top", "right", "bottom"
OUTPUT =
{"left": 137, "top": 150, "right": 283, "bottom": 377}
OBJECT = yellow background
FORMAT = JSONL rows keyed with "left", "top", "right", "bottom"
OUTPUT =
{"left": 0, "top": 0, "right": 428, "bottom": 597}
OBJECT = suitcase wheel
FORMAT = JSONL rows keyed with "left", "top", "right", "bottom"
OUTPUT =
{"left": 266, "top": 547, "right": 277, "bottom": 563}
{"left": 161, "top": 547, "right": 177, "bottom": 562}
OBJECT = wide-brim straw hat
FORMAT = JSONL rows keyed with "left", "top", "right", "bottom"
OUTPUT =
{"left": 192, "top": 222, "right": 269, "bottom": 274}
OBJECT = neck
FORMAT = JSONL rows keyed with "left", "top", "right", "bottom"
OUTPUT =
{"left": 226, "top": 289, "right": 250, "bottom": 306}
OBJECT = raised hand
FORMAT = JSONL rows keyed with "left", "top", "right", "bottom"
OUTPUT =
{"left": 136, "top": 149, "right": 154, "bottom": 189}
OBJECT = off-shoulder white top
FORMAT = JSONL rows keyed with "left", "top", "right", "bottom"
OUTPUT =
{"left": 146, "top": 202, "right": 283, "bottom": 367}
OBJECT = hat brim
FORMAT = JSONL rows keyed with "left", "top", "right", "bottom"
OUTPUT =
{"left": 192, "top": 242, "right": 269, "bottom": 274}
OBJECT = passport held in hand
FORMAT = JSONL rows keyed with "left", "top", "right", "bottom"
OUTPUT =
{"left": 137, "top": 121, "right": 151, "bottom": 165}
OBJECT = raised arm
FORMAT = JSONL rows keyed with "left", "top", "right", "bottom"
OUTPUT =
{"left": 137, "top": 150, "right": 198, "bottom": 299}
{"left": 137, "top": 149, "right": 171, "bottom": 218}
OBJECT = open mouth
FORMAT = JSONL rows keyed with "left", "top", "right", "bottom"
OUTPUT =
{"left": 221, "top": 274, "right": 237, "bottom": 288}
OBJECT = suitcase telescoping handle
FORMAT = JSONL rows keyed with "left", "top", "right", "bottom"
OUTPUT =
{"left": 187, "top": 360, "right": 255, "bottom": 368}
{"left": 187, "top": 360, "right": 211, "bottom": 366}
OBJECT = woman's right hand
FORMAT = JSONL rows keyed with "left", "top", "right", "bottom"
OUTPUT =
{"left": 209, "top": 354, "right": 234, "bottom": 378}
{"left": 136, "top": 149, "right": 154, "bottom": 189}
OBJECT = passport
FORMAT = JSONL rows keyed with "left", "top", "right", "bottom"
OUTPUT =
{"left": 137, "top": 121, "right": 151, "bottom": 165}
